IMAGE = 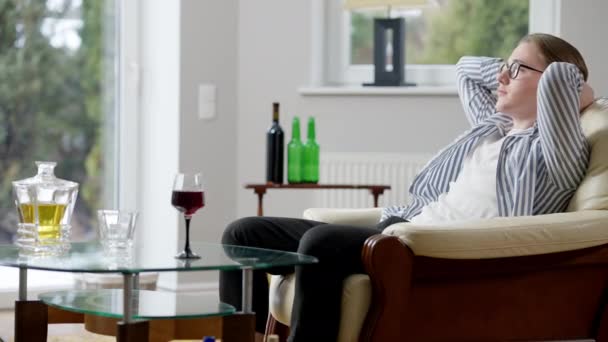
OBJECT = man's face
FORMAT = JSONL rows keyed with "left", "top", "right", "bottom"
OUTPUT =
{"left": 496, "top": 42, "right": 547, "bottom": 123}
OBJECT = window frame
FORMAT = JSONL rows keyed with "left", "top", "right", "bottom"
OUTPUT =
{"left": 322, "top": 0, "right": 561, "bottom": 87}
{"left": 117, "top": 0, "right": 141, "bottom": 212}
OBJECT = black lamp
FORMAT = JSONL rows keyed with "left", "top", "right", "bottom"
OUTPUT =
{"left": 345, "top": 0, "right": 428, "bottom": 86}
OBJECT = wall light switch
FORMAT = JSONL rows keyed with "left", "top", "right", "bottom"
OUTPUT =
{"left": 198, "top": 84, "right": 216, "bottom": 120}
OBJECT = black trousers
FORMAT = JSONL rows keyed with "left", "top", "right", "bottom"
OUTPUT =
{"left": 219, "top": 215, "right": 406, "bottom": 342}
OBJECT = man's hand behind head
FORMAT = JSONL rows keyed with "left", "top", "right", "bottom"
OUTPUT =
{"left": 580, "top": 82, "right": 595, "bottom": 113}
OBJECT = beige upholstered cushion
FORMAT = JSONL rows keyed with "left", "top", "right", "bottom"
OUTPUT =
{"left": 269, "top": 274, "right": 295, "bottom": 326}
{"left": 336, "top": 274, "right": 372, "bottom": 342}
{"left": 568, "top": 98, "right": 608, "bottom": 211}
{"left": 303, "top": 209, "right": 608, "bottom": 260}
{"left": 302, "top": 207, "right": 383, "bottom": 227}
{"left": 383, "top": 210, "right": 608, "bottom": 258}
{"left": 269, "top": 273, "right": 372, "bottom": 342}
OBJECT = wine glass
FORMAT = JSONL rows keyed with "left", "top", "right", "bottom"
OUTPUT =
{"left": 172, "top": 173, "right": 205, "bottom": 259}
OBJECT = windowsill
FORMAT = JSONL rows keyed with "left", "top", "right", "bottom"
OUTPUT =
{"left": 298, "top": 86, "right": 458, "bottom": 96}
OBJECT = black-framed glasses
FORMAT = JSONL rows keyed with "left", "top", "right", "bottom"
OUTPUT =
{"left": 499, "top": 61, "right": 544, "bottom": 79}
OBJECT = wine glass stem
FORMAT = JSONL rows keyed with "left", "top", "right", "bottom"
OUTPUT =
{"left": 184, "top": 216, "right": 193, "bottom": 255}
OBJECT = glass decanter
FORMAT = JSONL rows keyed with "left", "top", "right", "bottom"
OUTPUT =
{"left": 12, "top": 161, "right": 79, "bottom": 256}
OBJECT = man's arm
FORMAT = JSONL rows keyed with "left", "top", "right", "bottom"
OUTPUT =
{"left": 537, "top": 62, "right": 590, "bottom": 190}
{"left": 456, "top": 56, "right": 503, "bottom": 126}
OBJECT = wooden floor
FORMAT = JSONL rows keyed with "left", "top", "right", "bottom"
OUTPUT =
{"left": 0, "top": 310, "right": 211, "bottom": 341}
{"left": 0, "top": 309, "right": 115, "bottom": 341}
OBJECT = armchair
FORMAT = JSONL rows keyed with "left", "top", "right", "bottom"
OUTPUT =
{"left": 267, "top": 98, "right": 608, "bottom": 341}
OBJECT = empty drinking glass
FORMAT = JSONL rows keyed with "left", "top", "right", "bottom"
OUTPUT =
{"left": 97, "top": 210, "right": 138, "bottom": 256}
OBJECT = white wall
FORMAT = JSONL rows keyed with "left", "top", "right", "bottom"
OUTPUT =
{"left": 560, "top": 0, "right": 608, "bottom": 96}
{"left": 177, "top": 0, "right": 239, "bottom": 287}
{"left": 137, "top": 0, "right": 238, "bottom": 291}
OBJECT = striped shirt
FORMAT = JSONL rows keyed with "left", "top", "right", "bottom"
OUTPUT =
{"left": 382, "top": 56, "right": 590, "bottom": 222}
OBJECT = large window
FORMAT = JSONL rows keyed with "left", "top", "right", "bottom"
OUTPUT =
{"left": 0, "top": 0, "right": 118, "bottom": 244}
{"left": 325, "top": 0, "right": 547, "bottom": 86}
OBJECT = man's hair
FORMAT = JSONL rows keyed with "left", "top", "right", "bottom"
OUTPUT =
{"left": 520, "top": 33, "right": 589, "bottom": 81}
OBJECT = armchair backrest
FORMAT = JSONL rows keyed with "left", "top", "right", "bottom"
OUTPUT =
{"left": 567, "top": 98, "right": 608, "bottom": 211}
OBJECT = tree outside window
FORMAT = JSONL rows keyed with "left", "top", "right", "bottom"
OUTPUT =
{"left": 350, "top": 0, "right": 529, "bottom": 66}
{"left": 0, "top": 0, "right": 116, "bottom": 244}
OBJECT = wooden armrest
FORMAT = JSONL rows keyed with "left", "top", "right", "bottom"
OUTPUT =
{"left": 360, "top": 233, "right": 608, "bottom": 341}
{"left": 360, "top": 234, "right": 414, "bottom": 341}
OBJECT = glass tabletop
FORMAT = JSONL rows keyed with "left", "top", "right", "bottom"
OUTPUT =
{"left": 40, "top": 289, "right": 235, "bottom": 319}
{"left": 0, "top": 241, "right": 318, "bottom": 273}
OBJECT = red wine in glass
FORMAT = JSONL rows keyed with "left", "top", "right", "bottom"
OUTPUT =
{"left": 172, "top": 173, "right": 205, "bottom": 259}
{"left": 171, "top": 191, "right": 205, "bottom": 216}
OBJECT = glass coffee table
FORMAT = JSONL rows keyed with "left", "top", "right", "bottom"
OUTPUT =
{"left": 0, "top": 241, "right": 318, "bottom": 342}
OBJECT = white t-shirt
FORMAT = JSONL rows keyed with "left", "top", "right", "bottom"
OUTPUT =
{"left": 409, "top": 130, "right": 521, "bottom": 225}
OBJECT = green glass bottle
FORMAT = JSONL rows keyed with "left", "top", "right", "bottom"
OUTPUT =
{"left": 287, "top": 117, "right": 303, "bottom": 183}
{"left": 303, "top": 117, "right": 320, "bottom": 183}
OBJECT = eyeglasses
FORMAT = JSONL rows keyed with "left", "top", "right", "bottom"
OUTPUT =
{"left": 499, "top": 61, "right": 544, "bottom": 79}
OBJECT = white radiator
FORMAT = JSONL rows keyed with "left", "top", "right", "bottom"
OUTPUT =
{"left": 315, "top": 152, "right": 432, "bottom": 208}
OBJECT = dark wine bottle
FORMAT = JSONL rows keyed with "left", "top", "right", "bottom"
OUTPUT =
{"left": 266, "top": 102, "right": 284, "bottom": 184}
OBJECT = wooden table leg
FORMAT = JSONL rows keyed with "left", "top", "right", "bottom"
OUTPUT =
{"left": 370, "top": 189, "right": 383, "bottom": 207}
{"left": 117, "top": 320, "right": 149, "bottom": 342}
{"left": 15, "top": 300, "right": 48, "bottom": 342}
{"left": 254, "top": 188, "right": 266, "bottom": 216}
{"left": 222, "top": 313, "right": 255, "bottom": 342}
